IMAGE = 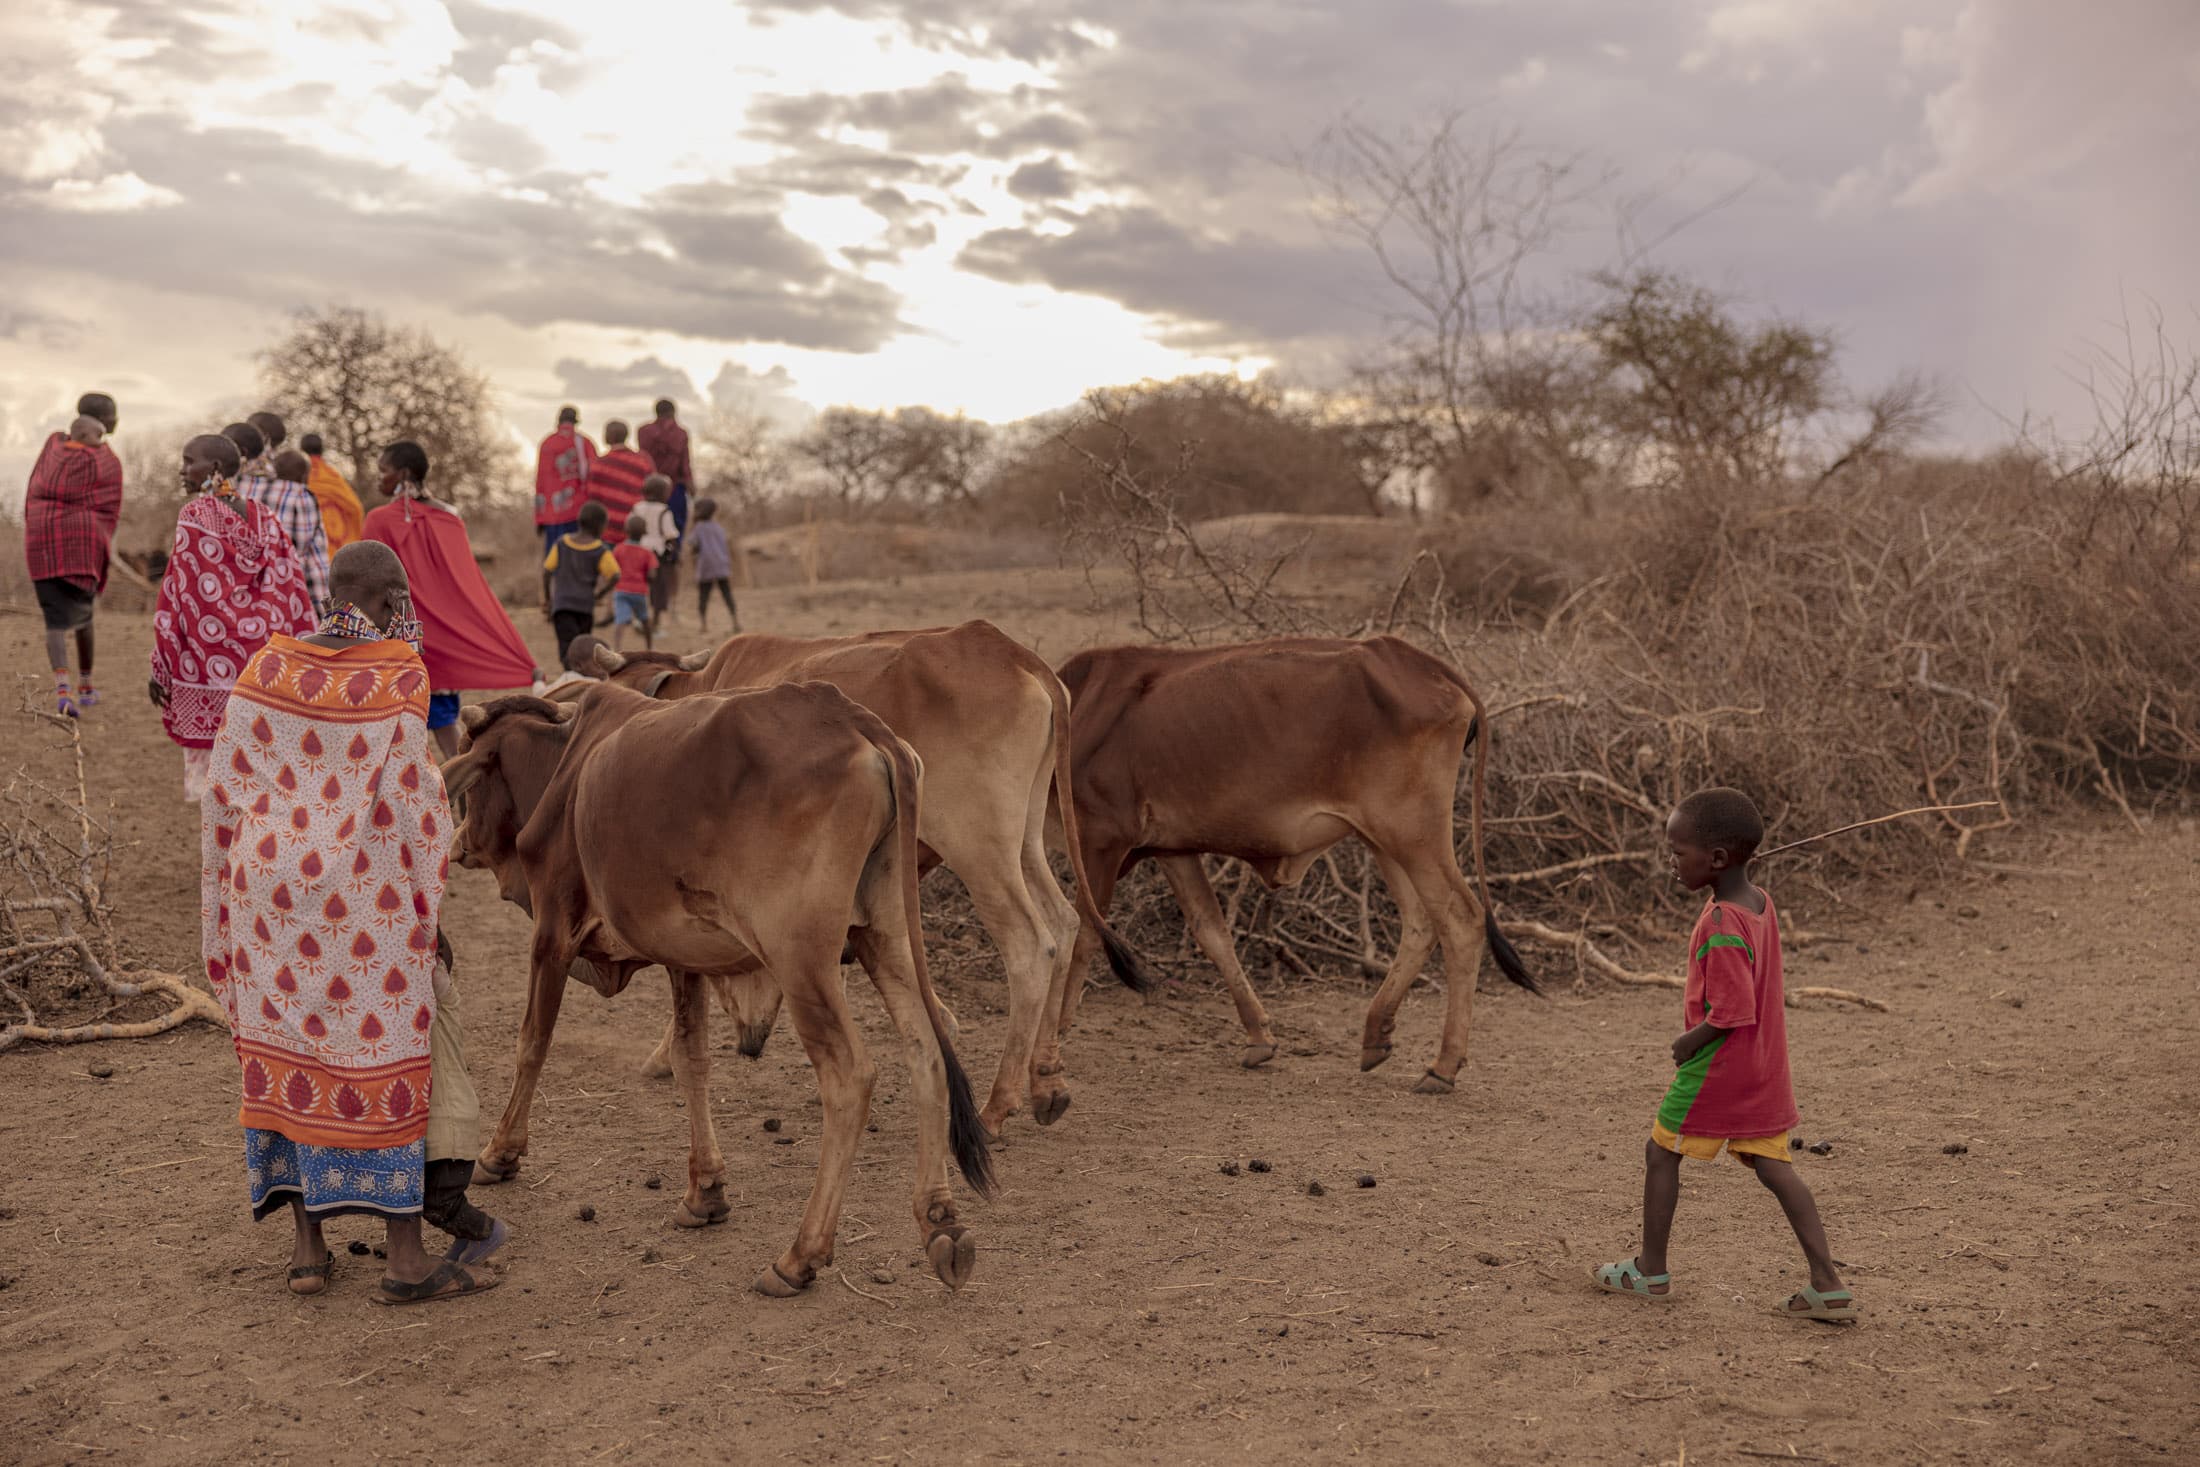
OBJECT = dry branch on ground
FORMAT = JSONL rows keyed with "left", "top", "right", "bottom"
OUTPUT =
{"left": 0, "top": 704, "right": 223, "bottom": 1054}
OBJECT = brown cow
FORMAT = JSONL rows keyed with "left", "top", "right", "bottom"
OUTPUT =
{"left": 442, "top": 682, "right": 993, "bottom": 1295}
{"left": 1047, "top": 636, "right": 1537, "bottom": 1093}
{"left": 587, "top": 621, "right": 1155, "bottom": 1135}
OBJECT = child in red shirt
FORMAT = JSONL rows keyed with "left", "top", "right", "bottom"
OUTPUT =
{"left": 1594, "top": 787, "right": 1856, "bottom": 1323}
{"left": 610, "top": 513, "right": 659, "bottom": 651}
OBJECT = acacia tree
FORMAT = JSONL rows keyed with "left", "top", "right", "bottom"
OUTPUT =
{"left": 789, "top": 406, "right": 995, "bottom": 517}
{"left": 256, "top": 307, "right": 509, "bottom": 505}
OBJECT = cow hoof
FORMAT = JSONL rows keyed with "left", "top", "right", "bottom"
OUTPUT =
{"left": 1413, "top": 1068, "right": 1457, "bottom": 1096}
{"left": 472, "top": 1156, "right": 520, "bottom": 1186}
{"left": 1031, "top": 1091, "right": 1073, "bottom": 1127}
{"left": 927, "top": 1228, "right": 978, "bottom": 1292}
{"left": 1359, "top": 1043, "right": 1393, "bottom": 1072}
{"left": 752, "top": 1262, "right": 811, "bottom": 1298}
{"left": 1241, "top": 1043, "right": 1278, "bottom": 1069}
{"left": 735, "top": 1026, "right": 773, "bottom": 1061}
{"left": 674, "top": 1192, "right": 731, "bottom": 1229}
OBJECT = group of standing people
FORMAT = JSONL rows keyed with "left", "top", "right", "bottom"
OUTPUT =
{"left": 20, "top": 392, "right": 530, "bottom": 1304}
{"left": 534, "top": 399, "right": 736, "bottom": 666}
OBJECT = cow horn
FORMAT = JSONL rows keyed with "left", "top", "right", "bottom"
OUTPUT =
{"left": 457, "top": 703, "right": 489, "bottom": 734}
{"left": 550, "top": 698, "right": 580, "bottom": 722}
{"left": 440, "top": 750, "right": 487, "bottom": 802}
{"left": 593, "top": 645, "right": 627, "bottom": 673}
{"left": 677, "top": 649, "right": 711, "bottom": 671}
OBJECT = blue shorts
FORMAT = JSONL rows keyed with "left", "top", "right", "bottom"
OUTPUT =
{"left": 613, "top": 591, "right": 651, "bottom": 627}
{"left": 427, "top": 691, "right": 461, "bottom": 730}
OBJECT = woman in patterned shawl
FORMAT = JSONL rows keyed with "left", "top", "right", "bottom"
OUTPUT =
{"left": 149, "top": 435, "right": 315, "bottom": 800}
{"left": 203, "top": 542, "right": 501, "bottom": 1304}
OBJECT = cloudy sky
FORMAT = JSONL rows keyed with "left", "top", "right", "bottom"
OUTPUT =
{"left": 2, "top": 0, "right": 2194, "bottom": 492}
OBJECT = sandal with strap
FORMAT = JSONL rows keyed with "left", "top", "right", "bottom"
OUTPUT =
{"left": 56, "top": 692, "right": 78, "bottom": 720}
{"left": 288, "top": 1250, "right": 335, "bottom": 1296}
{"left": 372, "top": 1259, "right": 501, "bottom": 1306}
{"left": 76, "top": 685, "right": 100, "bottom": 710}
{"left": 1784, "top": 1285, "right": 1859, "bottom": 1323}
{"left": 1592, "top": 1257, "right": 1672, "bottom": 1299}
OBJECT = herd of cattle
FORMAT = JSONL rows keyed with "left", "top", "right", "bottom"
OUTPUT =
{"left": 439, "top": 623, "right": 1537, "bottom": 1299}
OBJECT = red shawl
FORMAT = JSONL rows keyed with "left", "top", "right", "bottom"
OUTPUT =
{"left": 587, "top": 446, "right": 652, "bottom": 544}
{"left": 23, "top": 434, "right": 124, "bottom": 590}
{"left": 534, "top": 428, "right": 595, "bottom": 526}
{"left": 361, "top": 494, "right": 536, "bottom": 692}
{"left": 151, "top": 491, "right": 316, "bottom": 749}
{"left": 202, "top": 637, "right": 448, "bottom": 1148}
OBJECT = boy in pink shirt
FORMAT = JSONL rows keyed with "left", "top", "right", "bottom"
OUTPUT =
{"left": 1593, "top": 787, "right": 1856, "bottom": 1323}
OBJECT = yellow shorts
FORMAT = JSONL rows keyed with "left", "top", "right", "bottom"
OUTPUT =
{"left": 1651, "top": 1119, "right": 1790, "bottom": 1166}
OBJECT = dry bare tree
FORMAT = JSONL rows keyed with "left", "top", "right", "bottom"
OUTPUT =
{"left": 1304, "top": 109, "right": 1611, "bottom": 510}
{"left": 258, "top": 306, "right": 509, "bottom": 506}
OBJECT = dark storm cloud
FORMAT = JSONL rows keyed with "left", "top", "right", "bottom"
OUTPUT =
{"left": 552, "top": 355, "right": 700, "bottom": 407}
{"left": 960, "top": 205, "right": 1368, "bottom": 351}
{"left": 0, "top": 117, "right": 905, "bottom": 352}
{"left": 1005, "top": 157, "right": 1074, "bottom": 202}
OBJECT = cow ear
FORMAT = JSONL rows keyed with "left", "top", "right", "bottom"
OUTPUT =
{"left": 593, "top": 645, "right": 627, "bottom": 673}
{"left": 440, "top": 750, "right": 488, "bottom": 802}
{"left": 677, "top": 649, "right": 711, "bottom": 671}
{"left": 457, "top": 704, "right": 489, "bottom": 734}
{"left": 550, "top": 698, "right": 580, "bottom": 722}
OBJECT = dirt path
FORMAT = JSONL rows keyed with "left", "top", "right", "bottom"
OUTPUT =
{"left": 1, "top": 592, "right": 2194, "bottom": 1466}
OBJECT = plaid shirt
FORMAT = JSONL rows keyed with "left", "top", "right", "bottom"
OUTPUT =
{"left": 23, "top": 434, "right": 124, "bottom": 591}
{"left": 236, "top": 472, "right": 331, "bottom": 611}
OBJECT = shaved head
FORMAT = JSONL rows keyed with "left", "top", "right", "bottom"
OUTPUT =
{"left": 184, "top": 433, "right": 241, "bottom": 482}
{"left": 272, "top": 448, "right": 310, "bottom": 483}
{"left": 221, "top": 421, "right": 265, "bottom": 460}
{"left": 248, "top": 411, "right": 286, "bottom": 449}
{"left": 327, "top": 541, "right": 411, "bottom": 630}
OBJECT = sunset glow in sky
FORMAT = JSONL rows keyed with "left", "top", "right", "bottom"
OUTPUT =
{"left": 2, "top": 0, "right": 2194, "bottom": 488}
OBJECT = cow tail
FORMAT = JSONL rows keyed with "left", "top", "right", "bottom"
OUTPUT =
{"left": 1043, "top": 671, "right": 1159, "bottom": 995}
{"left": 879, "top": 732, "right": 996, "bottom": 1197}
{"left": 1447, "top": 660, "right": 1539, "bottom": 996}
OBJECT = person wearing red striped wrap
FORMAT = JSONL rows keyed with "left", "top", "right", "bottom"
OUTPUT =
{"left": 1593, "top": 788, "right": 1856, "bottom": 1323}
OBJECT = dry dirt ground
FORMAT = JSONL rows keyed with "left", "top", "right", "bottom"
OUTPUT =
{"left": 1, "top": 570, "right": 2196, "bottom": 1467}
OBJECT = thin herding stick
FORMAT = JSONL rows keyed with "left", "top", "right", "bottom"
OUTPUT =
{"left": 1756, "top": 801, "right": 2001, "bottom": 862}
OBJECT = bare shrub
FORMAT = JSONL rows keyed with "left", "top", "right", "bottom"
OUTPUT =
{"left": 1058, "top": 426, "right": 2199, "bottom": 995}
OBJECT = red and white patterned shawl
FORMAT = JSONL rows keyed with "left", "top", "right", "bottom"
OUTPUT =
{"left": 150, "top": 490, "right": 315, "bottom": 749}
{"left": 201, "top": 637, "right": 450, "bottom": 1149}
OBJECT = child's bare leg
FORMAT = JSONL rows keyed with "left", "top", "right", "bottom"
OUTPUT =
{"left": 1636, "top": 1137, "right": 1682, "bottom": 1292}
{"left": 432, "top": 725, "right": 459, "bottom": 759}
{"left": 1744, "top": 1155, "right": 1847, "bottom": 1300}
{"left": 382, "top": 1216, "right": 436, "bottom": 1288}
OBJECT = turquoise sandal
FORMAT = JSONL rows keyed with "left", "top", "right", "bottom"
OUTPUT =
{"left": 1784, "top": 1285, "right": 1858, "bottom": 1323}
{"left": 1592, "top": 1257, "right": 1672, "bottom": 1299}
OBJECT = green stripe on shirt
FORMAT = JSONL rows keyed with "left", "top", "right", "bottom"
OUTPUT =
{"left": 1657, "top": 1029, "right": 1728, "bottom": 1133}
{"left": 1694, "top": 932, "right": 1754, "bottom": 963}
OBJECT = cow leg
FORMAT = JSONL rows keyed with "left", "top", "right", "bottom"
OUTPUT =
{"left": 753, "top": 962, "right": 875, "bottom": 1297}
{"left": 1357, "top": 851, "right": 1437, "bottom": 1072}
{"left": 959, "top": 853, "right": 1060, "bottom": 1136}
{"left": 1050, "top": 843, "right": 1127, "bottom": 1045}
{"left": 1021, "top": 832, "right": 1083, "bottom": 1125}
{"left": 1156, "top": 854, "right": 1277, "bottom": 1068}
{"left": 475, "top": 932, "right": 570, "bottom": 1185}
{"left": 666, "top": 968, "right": 730, "bottom": 1228}
{"left": 847, "top": 924, "right": 975, "bottom": 1290}
{"left": 1395, "top": 848, "right": 1491, "bottom": 1094}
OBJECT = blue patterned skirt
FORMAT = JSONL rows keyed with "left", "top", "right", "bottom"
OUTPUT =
{"left": 246, "top": 1128, "right": 425, "bottom": 1222}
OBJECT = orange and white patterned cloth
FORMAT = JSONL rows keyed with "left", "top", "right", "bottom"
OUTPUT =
{"left": 201, "top": 635, "right": 450, "bottom": 1150}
